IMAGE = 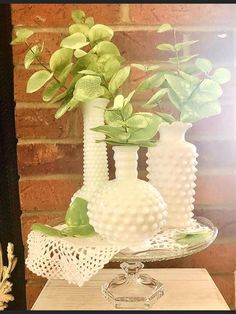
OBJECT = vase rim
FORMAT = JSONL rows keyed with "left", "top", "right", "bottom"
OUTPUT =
{"left": 160, "top": 121, "right": 192, "bottom": 128}
{"left": 112, "top": 145, "right": 139, "bottom": 151}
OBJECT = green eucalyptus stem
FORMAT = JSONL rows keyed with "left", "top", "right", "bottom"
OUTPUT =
{"left": 25, "top": 41, "right": 67, "bottom": 91}
{"left": 173, "top": 29, "right": 180, "bottom": 71}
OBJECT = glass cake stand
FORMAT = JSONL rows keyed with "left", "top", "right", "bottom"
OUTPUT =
{"left": 101, "top": 217, "right": 218, "bottom": 309}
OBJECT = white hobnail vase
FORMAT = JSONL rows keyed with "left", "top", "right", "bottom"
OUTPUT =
{"left": 147, "top": 121, "right": 198, "bottom": 228}
{"left": 71, "top": 98, "right": 109, "bottom": 204}
{"left": 88, "top": 145, "right": 167, "bottom": 248}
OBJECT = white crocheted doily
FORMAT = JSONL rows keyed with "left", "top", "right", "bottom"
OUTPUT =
{"left": 26, "top": 219, "right": 211, "bottom": 286}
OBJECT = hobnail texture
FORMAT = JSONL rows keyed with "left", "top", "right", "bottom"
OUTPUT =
{"left": 88, "top": 146, "right": 167, "bottom": 246}
{"left": 147, "top": 121, "right": 198, "bottom": 228}
{"left": 71, "top": 98, "right": 109, "bottom": 203}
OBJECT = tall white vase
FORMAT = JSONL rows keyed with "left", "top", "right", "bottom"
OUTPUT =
{"left": 88, "top": 146, "right": 167, "bottom": 247}
{"left": 147, "top": 121, "right": 198, "bottom": 228}
{"left": 71, "top": 98, "right": 109, "bottom": 203}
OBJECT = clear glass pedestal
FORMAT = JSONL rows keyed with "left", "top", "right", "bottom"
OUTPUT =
{"left": 102, "top": 217, "right": 218, "bottom": 309}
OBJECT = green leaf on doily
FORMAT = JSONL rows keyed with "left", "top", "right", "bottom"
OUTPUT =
{"left": 175, "top": 230, "right": 211, "bottom": 245}
{"left": 31, "top": 223, "right": 63, "bottom": 237}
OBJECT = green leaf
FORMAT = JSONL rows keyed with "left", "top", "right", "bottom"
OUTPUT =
{"left": 49, "top": 48, "right": 73, "bottom": 73}
{"left": 73, "top": 75, "right": 104, "bottom": 102}
{"left": 74, "top": 49, "right": 87, "bottom": 58}
{"left": 168, "top": 54, "right": 198, "bottom": 64}
{"left": 104, "top": 110, "right": 124, "bottom": 127}
{"left": 103, "top": 57, "right": 121, "bottom": 81}
{"left": 174, "top": 40, "right": 198, "bottom": 52}
{"left": 92, "top": 125, "right": 128, "bottom": 140}
{"left": 71, "top": 10, "right": 85, "bottom": 23}
{"left": 178, "top": 71, "right": 201, "bottom": 85}
{"left": 78, "top": 70, "right": 99, "bottom": 75}
{"left": 125, "top": 114, "right": 148, "bottom": 129}
{"left": 60, "top": 33, "right": 88, "bottom": 50}
{"left": 42, "top": 63, "right": 73, "bottom": 102}
{"left": 156, "top": 112, "right": 176, "bottom": 123}
{"left": 55, "top": 97, "right": 80, "bottom": 119}
{"left": 88, "top": 24, "right": 114, "bottom": 43}
{"left": 69, "top": 24, "right": 90, "bottom": 36}
{"left": 85, "top": 17, "right": 94, "bottom": 28}
{"left": 65, "top": 197, "right": 89, "bottom": 226}
{"left": 124, "top": 90, "right": 136, "bottom": 105}
{"left": 198, "top": 79, "right": 223, "bottom": 99}
{"left": 183, "top": 64, "right": 202, "bottom": 75}
{"left": 195, "top": 58, "right": 212, "bottom": 73}
{"left": 165, "top": 73, "right": 192, "bottom": 102}
{"left": 211, "top": 68, "right": 231, "bottom": 84}
{"left": 61, "top": 225, "right": 95, "bottom": 237}
{"left": 176, "top": 230, "right": 211, "bottom": 245}
{"left": 131, "top": 64, "right": 160, "bottom": 72}
{"left": 24, "top": 44, "right": 40, "bottom": 69}
{"left": 143, "top": 88, "right": 168, "bottom": 108}
{"left": 11, "top": 28, "right": 34, "bottom": 44}
{"left": 113, "top": 94, "right": 124, "bottom": 110}
{"left": 168, "top": 88, "right": 182, "bottom": 110}
{"left": 31, "top": 223, "right": 63, "bottom": 237}
{"left": 122, "top": 102, "right": 133, "bottom": 120}
{"left": 137, "top": 72, "right": 165, "bottom": 92}
{"left": 157, "top": 23, "right": 173, "bottom": 33}
{"left": 108, "top": 66, "right": 131, "bottom": 95}
{"left": 180, "top": 100, "right": 221, "bottom": 123}
{"left": 26, "top": 70, "right": 53, "bottom": 93}
{"left": 94, "top": 41, "right": 120, "bottom": 56}
{"left": 156, "top": 43, "right": 175, "bottom": 51}
{"left": 128, "top": 113, "right": 162, "bottom": 142}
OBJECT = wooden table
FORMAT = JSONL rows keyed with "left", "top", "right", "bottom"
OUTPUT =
{"left": 32, "top": 268, "right": 229, "bottom": 310}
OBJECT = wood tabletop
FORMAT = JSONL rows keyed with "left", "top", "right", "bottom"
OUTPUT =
{"left": 32, "top": 268, "right": 230, "bottom": 310}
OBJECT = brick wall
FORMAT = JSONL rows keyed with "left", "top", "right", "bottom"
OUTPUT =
{"left": 11, "top": 4, "right": 236, "bottom": 309}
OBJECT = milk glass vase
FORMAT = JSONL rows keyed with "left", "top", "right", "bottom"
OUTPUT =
{"left": 147, "top": 121, "right": 198, "bottom": 228}
{"left": 88, "top": 145, "right": 167, "bottom": 248}
{"left": 71, "top": 98, "right": 109, "bottom": 204}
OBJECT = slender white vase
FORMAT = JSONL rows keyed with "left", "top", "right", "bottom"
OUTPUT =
{"left": 147, "top": 121, "right": 198, "bottom": 228}
{"left": 71, "top": 98, "right": 109, "bottom": 203}
{"left": 88, "top": 146, "right": 167, "bottom": 247}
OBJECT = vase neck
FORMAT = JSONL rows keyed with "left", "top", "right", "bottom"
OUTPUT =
{"left": 113, "top": 146, "right": 139, "bottom": 180}
{"left": 159, "top": 121, "right": 192, "bottom": 142}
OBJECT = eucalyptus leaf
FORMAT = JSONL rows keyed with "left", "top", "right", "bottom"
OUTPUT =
{"left": 211, "top": 68, "right": 231, "bottom": 84}
{"left": 174, "top": 40, "right": 198, "bottom": 52}
{"left": 195, "top": 57, "right": 212, "bottom": 73}
{"left": 27, "top": 70, "right": 53, "bottom": 93}
{"left": 88, "top": 24, "right": 114, "bottom": 43}
{"left": 65, "top": 197, "right": 90, "bottom": 226}
{"left": 73, "top": 75, "right": 104, "bottom": 102}
{"left": 24, "top": 44, "right": 40, "bottom": 69}
{"left": 49, "top": 48, "right": 73, "bottom": 73}
{"left": 31, "top": 223, "right": 63, "bottom": 237}
{"left": 143, "top": 88, "right": 168, "bottom": 108}
{"left": 156, "top": 112, "right": 176, "bottom": 123}
{"left": 122, "top": 102, "right": 133, "bottom": 120}
{"left": 103, "top": 57, "right": 121, "bottom": 81}
{"left": 74, "top": 49, "right": 87, "bottom": 58}
{"left": 91, "top": 125, "right": 127, "bottom": 139}
{"left": 113, "top": 94, "right": 124, "bottom": 110}
{"left": 125, "top": 114, "right": 148, "bottom": 129}
{"left": 60, "top": 33, "right": 88, "bottom": 50}
{"left": 69, "top": 24, "right": 90, "bottom": 36}
{"left": 85, "top": 17, "right": 95, "bottom": 28}
{"left": 105, "top": 110, "right": 124, "bottom": 126}
{"left": 165, "top": 73, "right": 192, "bottom": 102}
{"left": 108, "top": 66, "right": 130, "bottom": 95}
{"left": 124, "top": 90, "right": 136, "bottom": 105}
{"left": 94, "top": 41, "right": 120, "bottom": 56}
{"left": 157, "top": 43, "right": 175, "bottom": 51}
{"left": 168, "top": 54, "right": 198, "bottom": 64}
{"left": 11, "top": 28, "right": 34, "bottom": 44}
{"left": 71, "top": 10, "right": 85, "bottom": 23}
{"left": 157, "top": 23, "right": 173, "bottom": 33}
{"left": 137, "top": 72, "right": 165, "bottom": 92}
{"left": 55, "top": 97, "right": 80, "bottom": 119}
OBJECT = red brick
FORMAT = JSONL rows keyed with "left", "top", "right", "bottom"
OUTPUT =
{"left": 19, "top": 178, "right": 82, "bottom": 211}
{"left": 113, "top": 31, "right": 182, "bottom": 62}
{"left": 11, "top": 4, "right": 121, "bottom": 27}
{"left": 26, "top": 282, "right": 45, "bottom": 309}
{"left": 15, "top": 108, "right": 73, "bottom": 139}
{"left": 13, "top": 32, "right": 63, "bottom": 66}
{"left": 129, "top": 4, "right": 236, "bottom": 25}
{"left": 192, "top": 243, "right": 236, "bottom": 273}
{"left": 195, "top": 175, "right": 236, "bottom": 207}
{"left": 21, "top": 212, "right": 66, "bottom": 243}
{"left": 14, "top": 68, "right": 44, "bottom": 102}
{"left": 17, "top": 143, "right": 83, "bottom": 175}
{"left": 189, "top": 105, "right": 236, "bottom": 138}
{"left": 211, "top": 274, "right": 235, "bottom": 307}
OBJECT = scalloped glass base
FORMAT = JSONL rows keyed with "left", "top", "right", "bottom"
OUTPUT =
{"left": 101, "top": 262, "right": 164, "bottom": 309}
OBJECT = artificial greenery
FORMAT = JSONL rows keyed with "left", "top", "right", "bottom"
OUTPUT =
{"left": 92, "top": 93, "right": 163, "bottom": 147}
{"left": 31, "top": 197, "right": 95, "bottom": 237}
{"left": 175, "top": 229, "right": 212, "bottom": 245}
{"left": 11, "top": 10, "right": 131, "bottom": 119}
{"left": 132, "top": 23, "right": 231, "bottom": 123}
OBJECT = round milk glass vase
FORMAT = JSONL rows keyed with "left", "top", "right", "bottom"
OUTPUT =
{"left": 71, "top": 98, "right": 109, "bottom": 204}
{"left": 88, "top": 145, "right": 167, "bottom": 248}
{"left": 147, "top": 121, "right": 198, "bottom": 228}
